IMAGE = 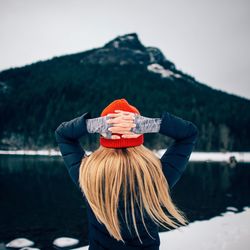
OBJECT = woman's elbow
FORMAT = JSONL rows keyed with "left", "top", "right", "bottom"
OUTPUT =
{"left": 54, "top": 124, "right": 64, "bottom": 143}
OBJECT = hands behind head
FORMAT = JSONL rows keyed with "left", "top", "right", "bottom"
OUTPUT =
{"left": 101, "top": 110, "right": 143, "bottom": 140}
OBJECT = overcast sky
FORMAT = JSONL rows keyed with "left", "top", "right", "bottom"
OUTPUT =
{"left": 1, "top": 0, "right": 249, "bottom": 99}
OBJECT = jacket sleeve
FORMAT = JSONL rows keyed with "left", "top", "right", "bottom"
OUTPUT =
{"left": 54, "top": 112, "right": 92, "bottom": 190}
{"left": 159, "top": 111, "right": 199, "bottom": 190}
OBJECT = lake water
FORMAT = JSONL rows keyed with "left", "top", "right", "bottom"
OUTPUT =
{"left": 0, "top": 155, "right": 250, "bottom": 249}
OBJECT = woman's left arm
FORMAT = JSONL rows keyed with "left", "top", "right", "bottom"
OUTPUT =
{"left": 54, "top": 112, "right": 113, "bottom": 190}
{"left": 54, "top": 112, "right": 92, "bottom": 189}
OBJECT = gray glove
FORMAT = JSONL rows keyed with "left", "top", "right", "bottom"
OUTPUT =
{"left": 86, "top": 114, "right": 162, "bottom": 138}
{"left": 86, "top": 115, "right": 113, "bottom": 138}
{"left": 131, "top": 115, "right": 162, "bottom": 134}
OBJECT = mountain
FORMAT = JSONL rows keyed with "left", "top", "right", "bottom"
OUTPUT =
{"left": 0, "top": 33, "right": 249, "bottom": 151}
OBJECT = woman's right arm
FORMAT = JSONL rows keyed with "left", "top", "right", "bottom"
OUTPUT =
{"left": 133, "top": 112, "right": 199, "bottom": 189}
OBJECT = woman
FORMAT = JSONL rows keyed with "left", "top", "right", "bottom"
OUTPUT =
{"left": 54, "top": 98, "right": 199, "bottom": 250}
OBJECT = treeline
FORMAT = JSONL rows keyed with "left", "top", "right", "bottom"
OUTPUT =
{"left": 0, "top": 51, "right": 249, "bottom": 151}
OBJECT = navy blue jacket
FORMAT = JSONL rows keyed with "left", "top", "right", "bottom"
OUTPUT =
{"left": 54, "top": 111, "right": 199, "bottom": 250}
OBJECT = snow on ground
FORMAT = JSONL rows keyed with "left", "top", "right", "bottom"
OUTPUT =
{"left": 155, "top": 150, "right": 250, "bottom": 163}
{"left": 73, "top": 206, "right": 250, "bottom": 250}
{"left": 147, "top": 63, "right": 182, "bottom": 78}
{"left": 1, "top": 149, "right": 250, "bottom": 163}
{"left": 159, "top": 206, "right": 250, "bottom": 250}
{"left": 5, "top": 207, "right": 250, "bottom": 249}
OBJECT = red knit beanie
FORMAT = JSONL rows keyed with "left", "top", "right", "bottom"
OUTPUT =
{"left": 100, "top": 98, "right": 144, "bottom": 148}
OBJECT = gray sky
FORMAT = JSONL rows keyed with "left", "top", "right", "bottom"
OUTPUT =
{"left": 1, "top": 0, "right": 249, "bottom": 99}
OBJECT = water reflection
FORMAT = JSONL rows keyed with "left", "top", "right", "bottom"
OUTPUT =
{"left": 0, "top": 155, "right": 249, "bottom": 248}
{"left": 171, "top": 162, "right": 250, "bottom": 223}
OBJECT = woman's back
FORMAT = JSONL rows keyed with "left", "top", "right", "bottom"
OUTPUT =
{"left": 85, "top": 196, "right": 161, "bottom": 249}
{"left": 54, "top": 98, "right": 199, "bottom": 250}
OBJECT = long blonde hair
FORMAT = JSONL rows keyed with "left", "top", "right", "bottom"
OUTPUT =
{"left": 79, "top": 144, "right": 189, "bottom": 243}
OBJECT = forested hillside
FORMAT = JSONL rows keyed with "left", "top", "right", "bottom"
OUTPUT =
{"left": 0, "top": 33, "right": 249, "bottom": 151}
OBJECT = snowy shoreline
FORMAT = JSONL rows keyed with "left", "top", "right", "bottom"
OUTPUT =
{"left": 5, "top": 206, "right": 250, "bottom": 250}
{"left": 62, "top": 205, "right": 250, "bottom": 250}
{"left": 0, "top": 149, "right": 250, "bottom": 163}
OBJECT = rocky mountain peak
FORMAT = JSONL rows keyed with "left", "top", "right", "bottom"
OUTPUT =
{"left": 79, "top": 33, "right": 193, "bottom": 80}
{"left": 103, "top": 33, "right": 145, "bottom": 51}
